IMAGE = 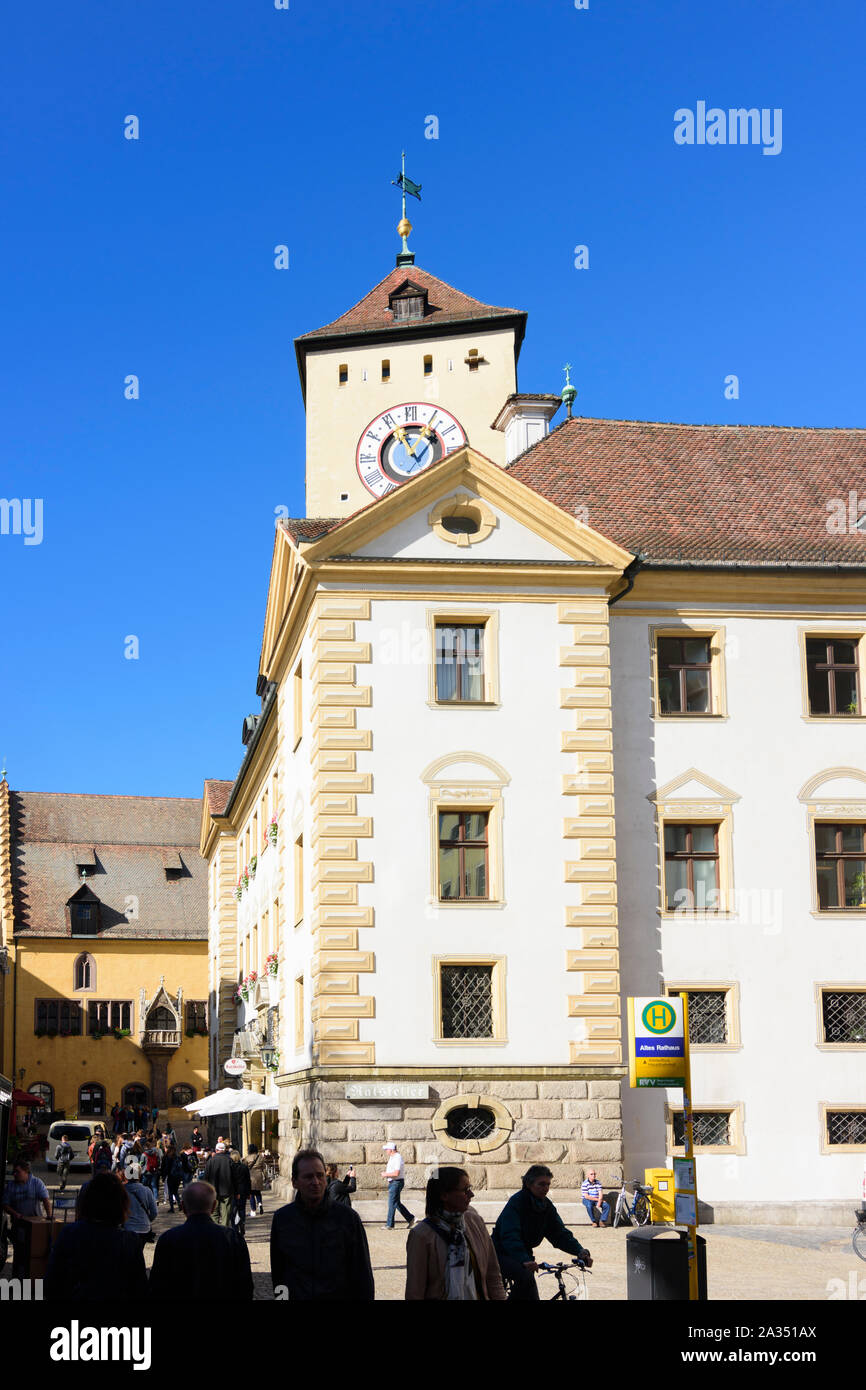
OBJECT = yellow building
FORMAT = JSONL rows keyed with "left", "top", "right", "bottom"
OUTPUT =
{"left": 0, "top": 783, "right": 208, "bottom": 1131}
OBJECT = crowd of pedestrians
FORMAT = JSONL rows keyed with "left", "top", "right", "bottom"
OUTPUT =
{"left": 10, "top": 1135, "right": 594, "bottom": 1300}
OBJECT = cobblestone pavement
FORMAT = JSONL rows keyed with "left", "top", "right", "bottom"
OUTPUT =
{"left": 42, "top": 1170, "right": 860, "bottom": 1301}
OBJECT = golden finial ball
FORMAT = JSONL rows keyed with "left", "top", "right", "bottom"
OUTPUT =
{"left": 397, "top": 217, "right": 413, "bottom": 239}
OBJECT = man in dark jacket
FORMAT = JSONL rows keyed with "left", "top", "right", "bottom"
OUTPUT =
{"left": 492, "top": 1164, "right": 592, "bottom": 1301}
{"left": 202, "top": 1143, "right": 234, "bottom": 1226}
{"left": 229, "top": 1149, "right": 251, "bottom": 1236}
{"left": 270, "top": 1149, "right": 374, "bottom": 1301}
{"left": 149, "top": 1181, "right": 253, "bottom": 1301}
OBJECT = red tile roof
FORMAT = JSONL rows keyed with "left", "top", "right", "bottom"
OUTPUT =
{"left": 203, "top": 780, "right": 233, "bottom": 816}
{"left": 296, "top": 264, "right": 524, "bottom": 342}
{"left": 508, "top": 417, "right": 866, "bottom": 565}
{"left": 10, "top": 791, "right": 207, "bottom": 939}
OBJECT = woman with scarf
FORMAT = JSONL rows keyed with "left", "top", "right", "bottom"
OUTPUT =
{"left": 405, "top": 1167, "right": 506, "bottom": 1300}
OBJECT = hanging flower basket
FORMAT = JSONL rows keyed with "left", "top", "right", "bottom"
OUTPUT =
{"left": 249, "top": 856, "right": 257, "bottom": 880}
{"left": 268, "top": 817, "right": 278, "bottom": 846}
{"left": 266, "top": 952, "right": 279, "bottom": 979}
{"left": 242, "top": 867, "right": 250, "bottom": 890}
{"left": 236, "top": 879, "right": 243, "bottom": 902}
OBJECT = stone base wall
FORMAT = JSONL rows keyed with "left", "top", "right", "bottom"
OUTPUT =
{"left": 276, "top": 1075, "right": 624, "bottom": 1205}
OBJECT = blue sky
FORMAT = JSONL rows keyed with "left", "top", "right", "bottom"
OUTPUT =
{"left": 2, "top": 0, "right": 864, "bottom": 798}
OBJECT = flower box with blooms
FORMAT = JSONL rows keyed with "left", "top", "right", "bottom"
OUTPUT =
{"left": 235, "top": 982, "right": 249, "bottom": 1004}
{"left": 242, "top": 866, "right": 250, "bottom": 890}
{"left": 236, "top": 878, "right": 243, "bottom": 902}
{"left": 249, "top": 856, "right": 257, "bottom": 880}
{"left": 268, "top": 816, "right": 278, "bottom": 846}
{"left": 266, "top": 953, "right": 279, "bottom": 979}
{"left": 113, "top": 1028, "right": 132, "bottom": 1039}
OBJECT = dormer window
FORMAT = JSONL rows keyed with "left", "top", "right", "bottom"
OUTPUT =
{"left": 388, "top": 282, "right": 428, "bottom": 322}
{"left": 161, "top": 850, "right": 184, "bottom": 881}
{"left": 68, "top": 887, "right": 101, "bottom": 937}
{"left": 76, "top": 849, "right": 97, "bottom": 878}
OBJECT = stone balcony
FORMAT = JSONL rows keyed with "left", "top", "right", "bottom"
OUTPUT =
{"left": 141, "top": 1028, "right": 181, "bottom": 1051}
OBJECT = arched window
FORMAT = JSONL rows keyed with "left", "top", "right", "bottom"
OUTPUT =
{"left": 122, "top": 1083, "right": 149, "bottom": 1110}
{"left": 79, "top": 1083, "right": 105, "bottom": 1117}
{"left": 73, "top": 953, "right": 95, "bottom": 991}
{"left": 169, "top": 1084, "right": 195, "bottom": 1108}
{"left": 147, "top": 1006, "right": 175, "bottom": 1031}
{"left": 27, "top": 1082, "right": 54, "bottom": 1112}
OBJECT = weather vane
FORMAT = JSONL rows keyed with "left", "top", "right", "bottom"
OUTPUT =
{"left": 561, "top": 363, "right": 577, "bottom": 419}
{"left": 392, "top": 152, "right": 421, "bottom": 267}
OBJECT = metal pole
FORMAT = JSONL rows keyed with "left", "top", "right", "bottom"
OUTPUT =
{"left": 681, "top": 994, "right": 700, "bottom": 1300}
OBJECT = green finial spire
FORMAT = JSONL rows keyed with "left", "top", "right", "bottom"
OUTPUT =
{"left": 561, "top": 363, "right": 577, "bottom": 419}
{"left": 392, "top": 152, "right": 422, "bottom": 267}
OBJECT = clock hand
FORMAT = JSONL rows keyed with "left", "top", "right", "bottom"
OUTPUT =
{"left": 406, "top": 423, "right": 432, "bottom": 458}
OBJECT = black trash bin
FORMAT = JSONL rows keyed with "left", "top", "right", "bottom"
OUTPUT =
{"left": 626, "top": 1226, "right": 707, "bottom": 1300}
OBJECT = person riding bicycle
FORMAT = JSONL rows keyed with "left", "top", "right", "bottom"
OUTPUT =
{"left": 492, "top": 1165, "right": 592, "bottom": 1301}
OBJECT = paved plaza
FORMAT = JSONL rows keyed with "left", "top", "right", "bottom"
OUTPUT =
{"left": 39, "top": 1166, "right": 863, "bottom": 1301}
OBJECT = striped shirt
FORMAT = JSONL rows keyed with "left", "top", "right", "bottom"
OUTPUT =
{"left": 581, "top": 1179, "right": 602, "bottom": 1201}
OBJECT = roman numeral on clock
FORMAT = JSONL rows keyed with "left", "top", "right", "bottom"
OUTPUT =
{"left": 441, "top": 425, "right": 458, "bottom": 438}
{"left": 403, "top": 406, "right": 417, "bottom": 421}
{"left": 364, "top": 470, "right": 383, "bottom": 487}
{"left": 360, "top": 453, "right": 376, "bottom": 466}
{"left": 381, "top": 413, "right": 396, "bottom": 428}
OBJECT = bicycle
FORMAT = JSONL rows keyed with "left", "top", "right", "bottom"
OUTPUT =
{"left": 537, "top": 1258, "right": 590, "bottom": 1301}
{"left": 853, "top": 1209, "right": 866, "bottom": 1261}
{"left": 612, "top": 1178, "right": 653, "bottom": 1227}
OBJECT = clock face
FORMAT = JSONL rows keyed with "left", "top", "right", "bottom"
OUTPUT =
{"left": 356, "top": 403, "right": 467, "bottom": 498}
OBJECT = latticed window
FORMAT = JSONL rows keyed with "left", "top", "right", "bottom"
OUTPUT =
{"left": 826, "top": 1111, "right": 866, "bottom": 1145}
{"left": 673, "top": 1110, "right": 731, "bottom": 1147}
{"left": 657, "top": 636, "right": 712, "bottom": 713}
{"left": 815, "top": 824, "right": 866, "bottom": 909}
{"left": 822, "top": 991, "right": 866, "bottom": 1043}
{"left": 440, "top": 965, "right": 493, "bottom": 1038}
{"left": 435, "top": 623, "right": 485, "bottom": 702}
{"left": 664, "top": 824, "right": 720, "bottom": 910}
{"left": 806, "top": 637, "right": 859, "bottom": 715}
{"left": 445, "top": 1105, "right": 496, "bottom": 1141}
{"left": 438, "top": 812, "right": 489, "bottom": 900}
{"left": 670, "top": 990, "right": 728, "bottom": 1044}
{"left": 170, "top": 1084, "right": 195, "bottom": 1107}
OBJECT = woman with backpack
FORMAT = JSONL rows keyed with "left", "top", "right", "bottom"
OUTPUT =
{"left": 91, "top": 1139, "right": 113, "bottom": 1177}
{"left": 141, "top": 1142, "right": 161, "bottom": 1200}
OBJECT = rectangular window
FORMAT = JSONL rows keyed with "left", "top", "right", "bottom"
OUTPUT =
{"left": 820, "top": 989, "right": 866, "bottom": 1043}
{"left": 815, "top": 823, "right": 866, "bottom": 909}
{"left": 423, "top": 354, "right": 433, "bottom": 376}
{"left": 186, "top": 1001, "right": 208, "bottom": 1032}
{"left": 294, "top": 976, "right": 305, "bottom": 1051}
{"left": 440, "top": 964, "right": 493, "bottom": 1038}
{"left": 806, "top": 637, "right": 860, "bottom": 715}
{"left": 438, "top": 812, "right": 489, "bottom": 900}
{"left": 663, "top": 824, "right": 720, "bottom": 911}
{"left": 657, "top": 636, "right": 712, "bottom": 714}
{"left": 381, "top": 359, "right": 390, "bottom": 381}
{"left": 435, "top": 623, "right": 485, "bottom": 702}
{"left": 35, "top": 1000, "right": 82, "bottom": 1035}
{"left": 294, "top": 835, "right": 304, "bottom": 925}
{"left": 86, "top": 1001, "right": 131, "bottom": 1034}
{"left": 668, "top": 989, "right": 728, "bottom": 1044}
{"left": 338, "top": 363, "right": 348, "bottom": 385}
{"left": 467, "top": 348, "right": 480, "bottom": 372}
{"left": 673, "top": 1110, "right": 731, "bottom": 1147}
{"left": 293, "top": 661, "right": 303, "bottom": 748}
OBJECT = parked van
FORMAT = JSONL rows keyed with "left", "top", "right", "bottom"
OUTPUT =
{"left": 46, "top": 1120, "right": 105, "bottom": 1169}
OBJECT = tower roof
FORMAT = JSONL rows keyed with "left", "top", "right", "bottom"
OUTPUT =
{"left": 294, "top": 264, "right": 526, "bottom": 395}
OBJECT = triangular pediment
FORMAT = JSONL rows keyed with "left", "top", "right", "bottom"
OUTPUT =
{"left": 650, "top": 769, "right": 741, "bottom": 804}
{"left": 293, "top": 447, "right": 633, "bottom": 572}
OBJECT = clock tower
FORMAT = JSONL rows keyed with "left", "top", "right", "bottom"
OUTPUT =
{"left": 295, "top": 260, "right": 527, "bottom": 519}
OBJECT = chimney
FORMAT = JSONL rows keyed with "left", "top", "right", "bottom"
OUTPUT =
{"left": 491, "top": 394, "right": 562, "bottom": 464}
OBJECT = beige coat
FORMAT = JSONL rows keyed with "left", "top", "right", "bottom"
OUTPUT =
{"left": 405, "top": 1208, "right": 507, "bottom": 1301}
